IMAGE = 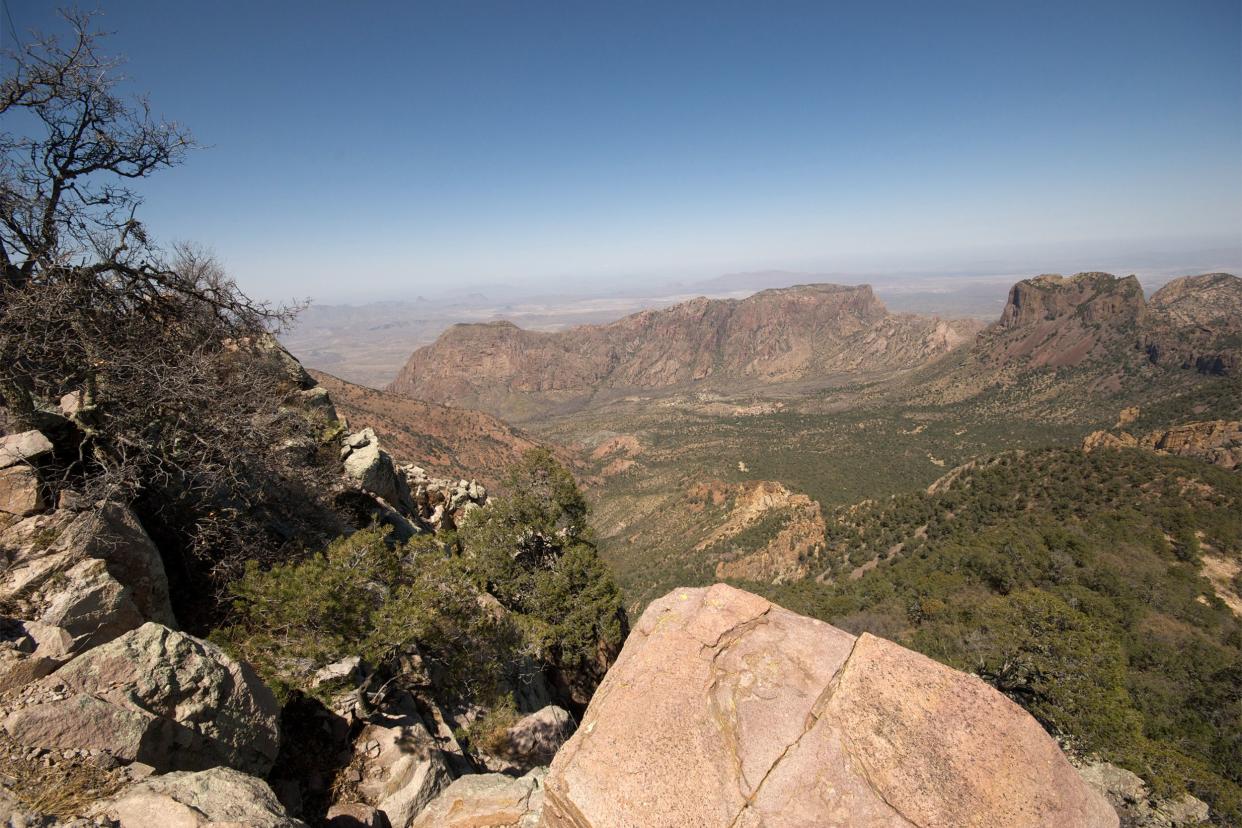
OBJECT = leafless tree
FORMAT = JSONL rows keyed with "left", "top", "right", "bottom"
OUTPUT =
{"left": 0, "top": 11, "right": 330, "bottom": 628}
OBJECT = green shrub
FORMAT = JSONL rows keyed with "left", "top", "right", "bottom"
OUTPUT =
{"left": 459, "top": 449, "right": 626, "bottom": 670}
{"left": 966, "top": 589, "right": 1142, "bottom": 756}
{"left": 214, "top": 449, "right": 626, "bottom": 712}
{"left": 212, "top": 527, "right": 513, "bottom": 702}
{"left": 460, "top": 693, "right": 520, "bottom": 755}
{"left": 760, "top": 448, "right": 1242, "bottom": 820}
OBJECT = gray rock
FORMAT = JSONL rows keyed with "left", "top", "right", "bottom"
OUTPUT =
{"left": 327, "top": 802, "right": 391, "bottom": 828}
{"left": 0, "top": 467, "right": 44, "bottom": 517}
{"left": 4, "top": 623, "right": 280, "bottom": 776}
{"left": 480, "top": 705, "right": 574, "bottom": 775}
{"left": 37, "top": 558, "right": 144, "bottom": 651}
{"left": 294, "top": 386, "right": 339, "bottom": 421}
{"left": 312, "top": 656, "right": 363, "bottom": 690}
{"left": 354, "top": 719, "right": 451, "bottom": 828}
{"left": 1078, "top": 760, "right": 1210, "bottom": 827}
{"left": 51, "top": 504, "right": 176, "bottom": 628}
{"left": 0, "top": 621, "right": 75, "bottom": 693}
{"left": 342, "top": 431, "right": 413, "bottom": 513}
{"left": 409, "top": 769, "right": 545, "bottom": 828}
{"left": 93, "top": 767, "right": 306, "bottom": 827}
{"left": 0, "top": 504, "right": 176, "bottom": 638}
{"left": 0, "top": 432, "right": 52, "bottom": 469}
{"left": 58, "top": 391, "right": 83, "bottom": 418}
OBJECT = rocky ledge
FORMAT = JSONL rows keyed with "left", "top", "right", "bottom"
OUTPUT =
{"left": 1083, "top": 419, "right": 1241, "bottom": 471}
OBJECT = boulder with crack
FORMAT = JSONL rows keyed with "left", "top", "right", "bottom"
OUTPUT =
{"left": 541, "top": 583, "right": 1119, "bottom": 828}
{"left": 3, "top": 622, "right": 280, "bottom": 776}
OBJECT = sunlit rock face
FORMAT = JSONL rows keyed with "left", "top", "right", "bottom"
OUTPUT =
{"left": 540, "top": 583, "right": 1119, "bottom": 828}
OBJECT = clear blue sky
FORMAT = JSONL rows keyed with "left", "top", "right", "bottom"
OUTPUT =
{"left": 5, "top": 1, "right": 1240, "bottom": 302}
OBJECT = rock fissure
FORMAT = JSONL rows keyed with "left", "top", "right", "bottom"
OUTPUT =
{"left": 725, "top": 630, "right": 867, "bottom": 828}
{"left": 542, "top": 584, "right": 1119, "bottom": 827}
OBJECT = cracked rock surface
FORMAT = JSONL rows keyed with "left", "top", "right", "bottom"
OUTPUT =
{"left": 540, "top": 584, "right": 1118, "bottom": 828}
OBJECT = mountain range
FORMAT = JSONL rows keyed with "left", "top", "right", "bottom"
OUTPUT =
{"left": 388, "top": 283, "right": 981, "bottom": 419}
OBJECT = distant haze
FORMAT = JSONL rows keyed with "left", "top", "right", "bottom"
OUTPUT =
{"left": 281, "top": 262, "right": 1236, "bottom": 388}
{"left": 6, "top": 1, "right": 1239, "bottom": 304}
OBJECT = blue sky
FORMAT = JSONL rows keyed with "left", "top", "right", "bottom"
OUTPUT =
{"left": 4, "top": 1, "right": 1240, "bottom": 302}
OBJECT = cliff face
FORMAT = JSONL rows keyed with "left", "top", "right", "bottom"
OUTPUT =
{"left": 388, "top": 284, "right": 979, "bottom": 419}
{"left": 981, "top": 271, "right": 1241, "bottom": 372}
{"left": 985, "top": 272, "right": 1148, "bottom": 369}
{"left": 997, "top": 272, "right": 1147, "bottom": 330}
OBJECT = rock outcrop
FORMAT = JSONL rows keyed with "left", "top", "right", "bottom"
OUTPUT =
{"left": 1083, "top": 419, "right": 1241, "bottom": 471}
{"left": 694, "top": 480, "right": 824, "bottom": 583}
{"left": 339, "top": 427, "right": 488, "bottom": 533}
{"left": 410, "top": 769, "right": 546, "bottom": 828}
{"left": 981, "top": 272, "right": 1241, "bottom": 373}
{"left": 542, "top": 584, "right": 1118, "bottom": 828}
{"left": 94, "top": 767, "right": 306, "bottom": 827}
{"left": 3, "top": 623, "right": 280, "bottom": 776}
{"left": 399, "top": 462, "right": 487, "bottom": 532}
{"left": 388, "top": 284, "right": 979, "bottom": 420}
{"left": 310, "top": 369, "right": 550, "bottom": 491}
{"left": 0, "top": 503, "right": 176, "bottom": 667}
{"left": 342, "top": 427, "right": 415, "bottom": 513}
{"left": 1077, "top": 761, "right": 1210, "bottom": 828}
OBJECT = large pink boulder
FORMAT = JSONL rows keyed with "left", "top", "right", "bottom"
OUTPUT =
{"left": 541, "top": 584, "right": 1118, "bottom": 828}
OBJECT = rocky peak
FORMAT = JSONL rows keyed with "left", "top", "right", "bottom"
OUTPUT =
{"left": 970, "top": 271, "right": 1242, "bottom": 376}
{"left": 998, "top": 272, "right": 1147, "bottom": 330}
{"left": 1149, "top": 272, "right": 1242, "bottom": 328}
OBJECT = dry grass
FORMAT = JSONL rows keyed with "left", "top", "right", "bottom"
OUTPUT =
{"left": 0, "top": 734, "right": 126, "bottom": 818}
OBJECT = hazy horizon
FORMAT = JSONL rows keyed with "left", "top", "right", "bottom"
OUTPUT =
{"left": 4, "top": 1, "right": 1239, "bottom": 305}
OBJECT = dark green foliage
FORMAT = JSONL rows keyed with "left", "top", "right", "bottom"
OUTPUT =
{"left": 760, "top": 448, "right": 1242, "bottom": 823}
{"left": 525, "top": 543, "right": 625, "bottom": 672}
{"left": 212, "top": 528, "right": 514, "bottom": 703}
{"left": 214, "top": 450, "right": 625, "bottom": 716}
{"left": 961, "top": 589, "right": 1141, "bottom": 755}
{"left": 460, "top": 449, "right": 625, "bottom": 671}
